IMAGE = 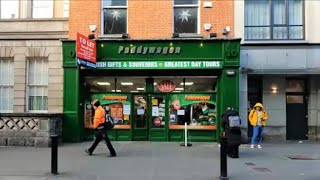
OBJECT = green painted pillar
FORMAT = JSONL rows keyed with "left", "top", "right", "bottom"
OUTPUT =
{"left": 145, "top": 78, "right": 154, "bottom": 93}
{"left": 62, "top": 41, "right": 83, "bottom": 142}
{"left": 217, "top": 68, "right": 239, "bottom": 137}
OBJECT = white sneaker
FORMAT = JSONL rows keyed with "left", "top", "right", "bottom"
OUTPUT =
{"left": 250, "top": 144, "right": 255, "bottom": 148}
{"left": 257, "top": 145, "right": 262, "bottom": 149}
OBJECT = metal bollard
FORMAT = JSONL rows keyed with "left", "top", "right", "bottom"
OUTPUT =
{"left": 50, "top": 135, "right": 58, "bottom": 175}
{"left": 220, "top": 136, "right": 229, "bottom": 180}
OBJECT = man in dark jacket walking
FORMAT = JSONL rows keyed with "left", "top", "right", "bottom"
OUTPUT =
{"left": 221, "top": 107, "right": 242, "bottom": 158}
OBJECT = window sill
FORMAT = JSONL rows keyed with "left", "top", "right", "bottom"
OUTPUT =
{"left": 173, "top": 33, "right": 203, "bottom": 39}
{"left": 99, "top": 34, "right": 127, "bottom": 39}
{"left": 0, "top": 18, "right": 68, "bottom": 22}
{"left": 242, "top": 40, "right": 308, "bottom": 45}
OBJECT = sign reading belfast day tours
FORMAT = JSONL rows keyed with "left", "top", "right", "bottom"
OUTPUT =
{"left": 76, "top": 32, "right": 97, "bottom": 68}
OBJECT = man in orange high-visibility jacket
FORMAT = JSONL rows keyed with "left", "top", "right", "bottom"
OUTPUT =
{"left": 85, "top": 99, "right": 116, "bottom": 157}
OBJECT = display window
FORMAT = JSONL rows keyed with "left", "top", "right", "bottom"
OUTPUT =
{"left": 168, "top": 94, "right": 216, "bottom": 130}
{"left": 84, "top": 94, "right": 131, "bottom": 129}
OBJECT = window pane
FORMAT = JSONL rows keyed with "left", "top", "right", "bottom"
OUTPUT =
{"left": 0, "top": 0, "right": 19, "bottom": 19}
{"left": 245, "top": 0, "right": 270, "bottom": 26}
{"left": 287, "top": 95, "right": 303, "bottom": 104}
{"left": 273, "top": 0, "right": 286, "bottom": 25}
{"left": 174, "top": 0, "right": 198, "bottom": 5}
{"left": 64, "top": 0, "right": 69, "bottom": 17}
{"left": 286, "top": 79, "right": 304, "bottom": 93}
{"left": 273, "top": 27, "right": 287, "bottom": 39}
{"left": 245, "top": 27, "right": 270, "bottom": 39}
{"left": 32, "top": 0, "right": 53, "bottom": 18}
{"left": 103, "top": 8, "right": 127, "bottom": 34}
{"left": 0, "top": 59, "right": 14, "bottom": 111}
{"left": 28, "top": 59, "right": 48, "bottom": 111}
{"left": 174, "top": 7, "right": 197, "bottom": 33}
{"left": 289, "top": 26, "right": 303, "bottom": 39}
{"left": 103, "top": 0, "right": 127, "bottom": 6}
{"left": 184, "top": 78, "right": 216, "bottom": 92}
{"left": 289, "top": 0, "right": 303, "bottom": 25}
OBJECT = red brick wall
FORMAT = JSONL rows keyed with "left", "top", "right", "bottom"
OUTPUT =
{"left": 69, "top": 0, "right": 234, "bottom": 39}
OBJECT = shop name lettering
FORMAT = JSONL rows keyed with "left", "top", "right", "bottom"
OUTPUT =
{"left": 102, "top": 96, "right": 127, "bottom": 101}
{"left": 185, "top": 95, "right": 210, "bottom": 101}
{"left": 118, "top": 46, "right": 181, "bottom": 55}
{"left": 97, "top": 61, "right": 221, "bottom": 68}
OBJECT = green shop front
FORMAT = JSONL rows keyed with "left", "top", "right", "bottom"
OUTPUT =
{"left": 62, "top": 39, "right": 240, "bottom": 142}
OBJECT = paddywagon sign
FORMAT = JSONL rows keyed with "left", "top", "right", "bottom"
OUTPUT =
{"left": 76, "top": 32, "right": 97, "bottom": 68}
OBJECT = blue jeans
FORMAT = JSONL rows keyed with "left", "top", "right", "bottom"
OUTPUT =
{"left": 251, "top": 126, "right": 264, "bottom": 145}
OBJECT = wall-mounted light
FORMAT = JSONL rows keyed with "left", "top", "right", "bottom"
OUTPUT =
{"left": 271, "top": 86, "right": 277, "bottom": 93}
{"left": 226, "top": 70, "right": 236, "bottom": 76}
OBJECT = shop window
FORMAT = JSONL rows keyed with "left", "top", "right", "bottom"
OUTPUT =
{"left": 168, "top": 94, "right": 216, "bottom": 130}
{"left": 0, "top": 0, "right": 19, "bottom": 19}
{"left": 32, "top": 0, "right": 53, "bottom": 18}
{"left": 116, "top": 78, "right": 146, "bottom": 93}
{"left": 134, "top": 95, "right": 147, "bottom": 128}
{"left": 27, "top": 58, "right": 48, "bottom": 112}
{"left": 174, "top": 0, "right": 199, "bottom": 34}
{"left": 103, "top": 0, "right": 127, "bottom": 35}
{"left": 244, "top": 0, "right": 304, "bottom": 40}
{"left": 183, "top": 78, "right": 216, "bottom": 92}
{"left": 154, "top": 78, "right": 183, "bottom": 93}
{"left": 0, "top": 58, "right": 14, "bottom": 112}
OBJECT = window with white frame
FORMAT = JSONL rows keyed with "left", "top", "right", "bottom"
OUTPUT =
{"left": 245, "top": 0, "right": 304, "bottom": 40}
{"left": 174, "top": 0, "right": 199, "bottom": 34}
{"left": 27, "top": 58, "right": 48, "bottom": 111}
{"left": 0, "top": 59, "right": 14, "bottom": 112}
{"left": 102, "top": 0, "right": 127, "bottom": 35}
{"left": 32, "top": 0, "right": 54, "bottom": 18}
{"left": 0, "top": 0, "right": 19, "bottom": 19}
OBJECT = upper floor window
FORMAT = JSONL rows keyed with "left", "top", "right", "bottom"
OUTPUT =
{"left": 245, "top": 0, "right": 304, "bottom": 40}
{"left": 27, "top": 58, "right": 48, "bottom": 112}
{"left": 0, "top": 0, "right": 19, "bottom": 19}
{"left": 32, "top": 0, "right": 53, "bottom": 18}
{"left": 174, "top": 0, "right": 199, "bottom": 34}
{"left": 103, "top": 0, "right": 127, "bottom": 35}
{"left": 0, "top": 58, "right": 14, "bottom": 112}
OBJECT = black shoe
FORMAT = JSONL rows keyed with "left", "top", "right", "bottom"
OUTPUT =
{"left": 85, "top": 149, "right": 92, "bottom": 156}
{"left": 107, "top": 154, "right": 116, "bottom": 157}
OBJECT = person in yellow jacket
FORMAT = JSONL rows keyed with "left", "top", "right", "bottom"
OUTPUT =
{"left": 249, "top": 103, "right": 268, "bottom": 149}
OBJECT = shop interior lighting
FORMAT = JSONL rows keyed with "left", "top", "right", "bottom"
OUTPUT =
{"left": 173, "top": 91, "right": 181, "bottom": 92}
{"left": 112, "top": 90, "right": 121, "bottom": 92}
{"left": 272, "top": 87, "right": 277, "bottom": 93}
{"left": 137, "top": 88, "right": 145, "bottom": 90}
{"left": 154, "top": 82, "right": 157, "bottom": 85}
{"left": 121, "top": 82, "right": 133, "bottom": 85}
{"left": 180, "top": 82, "right": 194, "bottom": 86}
{"left": 97, "top": 82, "right": 110, "bottom": 85}
{"left": 175, "top": 88, "right": 184, "bottom": 91}
{"left": 130, "top": 90, "right": 139, "bottom": 92}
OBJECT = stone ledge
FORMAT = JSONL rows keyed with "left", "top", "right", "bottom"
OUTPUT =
{"left": 7, "top": 137, "right": 25, "bottom": 146}
{"left": 0, "top": 138, "right": 7, "bottom": 146}
{"left": 34, "top": 137, "right": 50, "bottom": 148}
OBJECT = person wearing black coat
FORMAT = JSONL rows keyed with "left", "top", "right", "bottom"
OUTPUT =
{"left": 221, "top": 107, "right": 242, "bottom": 158}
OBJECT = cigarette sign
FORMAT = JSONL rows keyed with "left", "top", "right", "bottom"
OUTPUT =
{"left": 76, "top": 32, "right": 96, "bottom": 68}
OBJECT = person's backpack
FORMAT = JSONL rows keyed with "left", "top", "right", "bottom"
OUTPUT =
{"left": 228, "top": 115, "right": 241, "bottom": 128}
{"left": 104, "top": 113, "right": 115, "bottom": 130}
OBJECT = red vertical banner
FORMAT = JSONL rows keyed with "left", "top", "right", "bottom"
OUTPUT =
{"left": 76, "top": 32, "right": 97, "bottom": 68}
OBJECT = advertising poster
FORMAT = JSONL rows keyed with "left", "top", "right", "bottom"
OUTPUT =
{"left": 168, "top": 94, "right": 217, "bottom": 130}
{"left": 84, "top": 94, "right": 131, "bottom": 129}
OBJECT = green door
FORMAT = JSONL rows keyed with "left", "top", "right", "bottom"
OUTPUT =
{"left": 132, "top": 94, "right": 149, "bottom": 140}
{"left": 149, "top": 94, "right": 168, "bottom": 141}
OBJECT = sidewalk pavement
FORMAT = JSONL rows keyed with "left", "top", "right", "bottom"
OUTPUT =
{"left": 0, "top": 141, "right": 320, "bottom": 180}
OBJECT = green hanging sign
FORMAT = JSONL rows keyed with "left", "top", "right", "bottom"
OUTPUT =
{"left": 96, "top": 60, "right": 223, "bottom": 69}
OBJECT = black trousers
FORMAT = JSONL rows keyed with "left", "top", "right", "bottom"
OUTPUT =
{"left": 227, "top": 145, "right": 239, "bottom": 158}
{"left": 88, "top": 129, "right": 116, "bottom": 156}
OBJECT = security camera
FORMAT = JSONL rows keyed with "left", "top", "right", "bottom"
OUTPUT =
{"left": 225, "top": 26, "right": 230, "bottom": 33}
{"left": 89, "top": 24, "right": 97, "bottom": 33}
{"left": 203, "top": 23, "right": 212, "bottom": 31}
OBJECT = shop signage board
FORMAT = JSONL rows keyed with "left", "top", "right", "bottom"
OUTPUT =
{"left": 76, "top": 32, "right": 97, "bottom": 68}
{"left": 96, "top": 60, "right": 222, "bottom": 69}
